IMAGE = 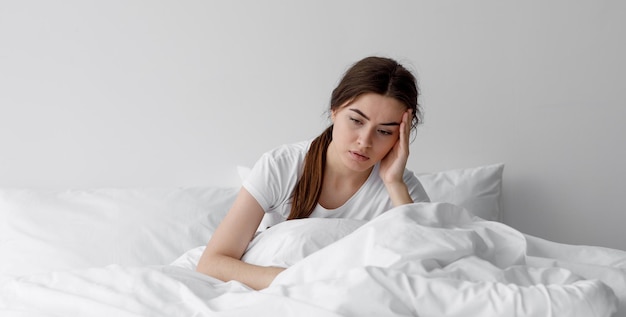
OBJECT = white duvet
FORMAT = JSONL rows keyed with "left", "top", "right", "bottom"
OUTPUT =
{"left": 1, "top": 202, "right": 623, "bottom": 317}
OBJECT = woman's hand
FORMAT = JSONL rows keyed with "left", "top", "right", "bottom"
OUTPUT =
{"left": 379, "top": 109, "right": 412, "bottom": 184}
{"left": 379, "top": 110, "right": 414, "bottom": 207}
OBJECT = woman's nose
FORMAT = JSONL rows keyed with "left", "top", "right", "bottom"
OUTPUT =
{"left": 357, "top": 129, "right": 373, "bottom": 148}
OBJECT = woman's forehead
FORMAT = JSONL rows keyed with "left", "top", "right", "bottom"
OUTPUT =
{"left": 338, "top": 93, "right": 406, "bottom": 117}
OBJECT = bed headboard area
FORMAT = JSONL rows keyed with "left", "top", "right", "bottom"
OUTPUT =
{"left": 1, "top": 1, "right": 625, "bottom": 251}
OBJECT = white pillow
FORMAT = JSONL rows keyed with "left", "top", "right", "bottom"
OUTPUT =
{"left": 0, "top": 186, "right": 237, "bottom": 281}
{"left": 238, "top": 163, "right": 505, "bottom": 221}
{"left": 241, "top": 217, "right": 366, "bottom": 267}
{"left": 416, "top": 163, "right": 504, "bottom": 221}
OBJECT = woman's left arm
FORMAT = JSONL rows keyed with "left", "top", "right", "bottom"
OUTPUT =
{"left": 380, "top": 110, "right": 414, "bottom": 207}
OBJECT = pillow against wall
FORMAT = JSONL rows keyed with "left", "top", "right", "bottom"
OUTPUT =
{"left": 0, "top": 186, "right": 237, "bottom": 281}
{"left": 238, "top": 163, "right": 505, "bottom": 221}
{"left": 416, "top": 163, "right": 504, "bottom": 221}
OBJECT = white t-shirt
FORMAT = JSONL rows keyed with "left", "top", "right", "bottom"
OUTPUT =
{"left": 243, "top": 140, "right": 430, "bottom": 230}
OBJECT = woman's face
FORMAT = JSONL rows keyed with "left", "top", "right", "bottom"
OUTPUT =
{"left": 329, "top": 93, "right": 407, "bottom": 173}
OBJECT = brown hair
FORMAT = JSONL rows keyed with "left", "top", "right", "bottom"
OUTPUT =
{"left": 287, "top": 56, "right": 421, "bottom": 220}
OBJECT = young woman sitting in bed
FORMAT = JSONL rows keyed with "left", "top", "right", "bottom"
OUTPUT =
{"left": 196, "top": 56, "right": 430, "bottom": 290}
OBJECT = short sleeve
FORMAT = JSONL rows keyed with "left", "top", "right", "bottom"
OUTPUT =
{"left": 242, "top": 142, "right": 308, "bottom": 214}
{"left": 243, "top": 153, "right": 277, "bottom": 212}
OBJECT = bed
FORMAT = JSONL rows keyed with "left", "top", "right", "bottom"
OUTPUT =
{"left": 1, "top": 164, "right": 624, "bottom": 316}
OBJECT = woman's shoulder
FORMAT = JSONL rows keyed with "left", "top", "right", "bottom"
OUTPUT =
{"left": 271, "top": 140, "right": 311, "bottom": 153}
{"left": 244, "top": 140, "right": 313, "bottom": 212}
{"left": 261, "top": 140, "right": 312, "bottom": 163}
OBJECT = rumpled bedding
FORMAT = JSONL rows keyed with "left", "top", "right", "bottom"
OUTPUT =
{"left": 1, "top": 202, "right": 623, "bottom": 317}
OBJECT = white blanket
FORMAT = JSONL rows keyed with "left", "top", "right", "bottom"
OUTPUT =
{"left": 1, "top": 203, "right": 622, "bottom": 316}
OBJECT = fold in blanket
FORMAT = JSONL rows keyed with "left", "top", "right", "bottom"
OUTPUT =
{"left": 269, "top": 203, "right": 618, "bottom": 316}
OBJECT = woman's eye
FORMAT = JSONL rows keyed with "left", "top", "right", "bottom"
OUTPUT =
{"left": 378, "top": 129, "right": 392, "bottom": 136}
{"left": 349, "top": 117, "right": 362, "bottom": 125}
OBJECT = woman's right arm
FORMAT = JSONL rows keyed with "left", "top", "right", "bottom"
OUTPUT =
{"left": 196, "top": 188, "right": 285, "bottom": 290}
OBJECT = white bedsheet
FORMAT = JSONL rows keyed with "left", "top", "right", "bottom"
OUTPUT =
{"left": 1, "top": 203, "right": 622, "bottom": 317}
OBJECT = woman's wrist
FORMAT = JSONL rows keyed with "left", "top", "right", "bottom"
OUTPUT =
{"left": 384, "top": 181, "right": 413, "bottom": 207}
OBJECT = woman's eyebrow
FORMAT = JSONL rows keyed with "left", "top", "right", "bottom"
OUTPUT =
{"left": 349, "top": 108, "right": 400, "bottom": 126}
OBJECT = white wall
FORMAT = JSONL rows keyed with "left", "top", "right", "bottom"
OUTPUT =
{"left": 1, "top": 1, "right": 625, "bottom": 250}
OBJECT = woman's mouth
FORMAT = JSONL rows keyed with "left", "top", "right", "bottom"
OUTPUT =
{"left": 349, "top": 151, "right": 370, "bottom": 161}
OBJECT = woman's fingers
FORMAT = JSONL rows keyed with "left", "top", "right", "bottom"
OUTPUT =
{"left": 399, "top": 110, "right": 411, "bottom": 153}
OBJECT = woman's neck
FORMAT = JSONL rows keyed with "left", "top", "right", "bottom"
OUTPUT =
{"left": 318, "top": 142, "right": 372, "bottom": 210}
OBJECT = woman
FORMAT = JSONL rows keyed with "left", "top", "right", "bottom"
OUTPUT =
{"left": 196, "top": 56, "right": 430, "bottom": 290}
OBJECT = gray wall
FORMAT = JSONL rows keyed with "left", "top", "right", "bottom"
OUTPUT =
{"left": 1, "top": 1, "right": 625, "bottom": 250}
